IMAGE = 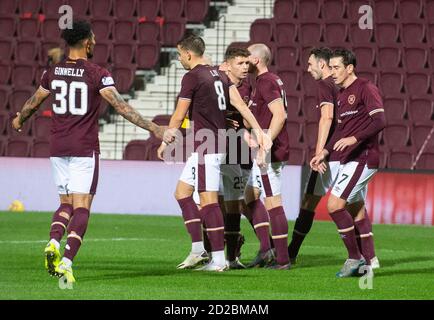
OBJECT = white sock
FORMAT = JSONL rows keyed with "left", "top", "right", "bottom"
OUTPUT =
{"left": 62, "top": 257, "right": 72, "bottom": 267}
{"left": 211, "top": 250, "right": 225, "bottom": 266}
{"left": 49, "top": 239, "right": 60, "bottom": 250}
{"left": 192, "top": 241, "right": 205, "bottom": 254}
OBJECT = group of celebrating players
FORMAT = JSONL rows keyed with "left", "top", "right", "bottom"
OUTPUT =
{"left": 12, "top": 20, "right": 385, "bottom": 284}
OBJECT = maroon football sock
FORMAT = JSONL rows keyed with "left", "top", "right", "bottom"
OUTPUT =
{"left": 288, "top": 208, "right": 315, "bottom": 258}
{"left": 201, "top": 203, "right": 225, "bottom": 252}
{"left": 224, "top": 213, "right": 241, "bottom": 261}
{"left": 269, "top": 206, "right": 289, "bottom": 265}
{"left": 330, "top": 208, "right": 361, "bottom": 260}
{"left": 354, "top": 218, "right": 375, "bottom": 264}
{"left": 64, "top": 207, "right": 90, "bottom": 262}
{"left": 354, "top": 226, "right": 363, "bottom": 252}
{"left": 177, "top": 196, "right": 202, "bottom": 243}
{"left": 248, "top": 199, "right": 271, "bottom": 253}
{"left": 49, "top": 203, "right": 73, "bottom": 242}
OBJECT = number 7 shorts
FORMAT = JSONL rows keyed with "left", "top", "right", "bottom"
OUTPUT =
{"left": 331, "top": 161, "right": 377, "bottom": 203}
{"left": 247, "top": 160, "right": 286, "bottom": 197}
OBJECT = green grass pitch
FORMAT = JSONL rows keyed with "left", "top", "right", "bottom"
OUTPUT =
{"left": 0, "top": 211, "right": 433, "bottom": 300}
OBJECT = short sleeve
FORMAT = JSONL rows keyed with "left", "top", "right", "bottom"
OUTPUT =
{"left": 178, "top": 72, "right": 198, "bottom": 100}
{"left": 362, "top": 82, "right": 384, "bottom": 116}
{"left": 97, "top": 68, "right": 116, "bottom": 93}
{"left": 259, "top": 79, "right": 282, "bottom": 105}
{"left": 39, "top": 69, "right": 50, "bottom": 93}
{"left": 317, "top": 80, "right": 334, "bottom": 108}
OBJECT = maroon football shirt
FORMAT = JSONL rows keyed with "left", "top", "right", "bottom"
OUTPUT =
{"left": 40, "top": 58, "right": 114, "bottom": 157}
{"left": 250, "top": 71, "right": 289, "bottom": 162}
{"left": 178, "top": 64, "right": 228, "bottom": 154}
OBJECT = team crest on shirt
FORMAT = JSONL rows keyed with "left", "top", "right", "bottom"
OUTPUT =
{"left": 102, "top": 77, "right": 114, "bottom": 86}
{"left": 348, "top": 94, "right": 356, "bottom": 105}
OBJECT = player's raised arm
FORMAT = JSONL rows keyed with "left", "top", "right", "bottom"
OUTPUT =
{"left": 100, "top": 86, "right": 164, "bottom": 139}
{"left": 12, "top": 87, "right": 50, "bottom": 132}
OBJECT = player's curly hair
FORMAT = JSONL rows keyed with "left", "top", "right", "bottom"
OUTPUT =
{"left": 331, "top": 48, "right": 357, "bottom": 68}
{"left": 310, "top": 47, "right": 333, "bottom": 64}
{"left": 61, "top": 20, "right": 92, "bottom": 47}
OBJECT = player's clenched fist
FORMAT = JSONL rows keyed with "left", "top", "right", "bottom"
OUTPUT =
{"left": 12, "top": 112, "right": 22, "bottom": 132}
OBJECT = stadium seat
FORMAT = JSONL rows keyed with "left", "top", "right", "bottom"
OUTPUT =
{"left": 15, "top": 39, "right": 39, "bottom": 63}
{"left": 42, "top": 0, "right": 65, "bottom": 15}
{"left": 250, "top": 19, "right": 274, "bottom": 43}
{"left": 415, "top": 152, "right": 434, "bottom": 170}
{"left": 428, "top": 24, "right": 434, "bottom": 45}
{"left": 31, "top": 137, "right": 50, "bottom": 158}
{"left": 323, "top": 23, "right": 348, "bottom": 44}
{"left": 322, "top": 0, "right": 347, "bottom": 20}
{"left": 137, "top": 20, "right": 160, "bottom": 42}
{"left": 406, "top": 71, "right": 431, "bottom": 96}
{"left": 274, "top": 21, "right": 297, "bottom": 45}
{"left": 112, "top": 42, "right": 137, "bottom": 64}
{"left": 374, "top": 0, "right": 398, "bottom": 22}
{"left": 91, "top": 18, "right": 113, "bottom": 41}
{"left": 382, "top": 122, "right": 411, "bottom": 148}
{"left": 0, "top": 0, "right": 17, "bottom": 14}
{"left": 160, "top": 18, "right": 186, "bottom": 47}
{"left": 0, "top": 110, "right": 8, "bottom": 134}
{"left": 92, "top": 41, "right": 112, "bottom": 65}
{"left": 123, "top": 139, "right": 148, "bottom": 160}
{"left": 17, "top": 15, "right": 41, "bottom": 38}
{"left": 66, "top": 0, "right": 89, "bottom": 16}
{"left": 0, "top": 14, "right": 16, "bottom": 38}
{"left": 39, "top": 40, "right": 63, "bottom": 64}
{"left": 427, "top": 0, "right": 434, "bottom": 22}
{"left": 112, "top": 64, "right": 136, "bottom": 93}
{"left": 32, "top": 115, "right": 52, "bottom": 139}
{"left": 113, "top": 18, "right": 137, "bottom": 42}
{"left": 357, "top": 67, "right": 378, "bottom": 85}
{"left": 304, "top": 121, "right": 319, "bottom": 148}
{"left": 286, "top": 93, "right": 303, "bottom": 119}
{"left": 0, "top": 38, "right": 15, "bottom": 62}
{"left": 399, "top": 0, "right": 424, "bottom": 21}
{"left": 286, "top": 120, "right": 303, "bottom": 145}
{"left": 160, "top": 0, "right": 185, "bottom": 20}
{"left": 19, "top": 0, "right": 41, "bottom": 14}
{"left": 377, "top": 45, "right": 402, "bottom": 69}
{"left": 113, "top": 0, "right": 137, "bottom": 18}
{"left": 347, "top": 0, "right": 372, "bottom": 20}
{"left": 412, "top": 121, "right": 434, "bottom": 150}
{"left": 277, "top": 68, "right": 300, "bottom": 92}
{"left": 408, "top": 96, "right": 434, "bottom": 122}
{"left": 297, "top": 0, "right": 321, "bottom": 20}
{"left": 185, "top": 0, "right": 209, "bottom": 23}
{"left": 349, "top": 23, "right": 373, "bottom": 45}
{"left": 401, "top": 23, "right": 426, "bottom": 46}
{"left": 89, "top": 0, "right": 113, "bottom": 17}
{"left": 375, "top": 22, "right": 400, "bottom": 46}
{"left": 299, "top": 22, "right": 322, "bottom": 46}
{"left": 388, "top": 147, "right": 414, "bottom": 169}
{"left": 384, "top": 95, "right": 408, "bottom": 121}
{"left": 0, "top": 63, "right": 11, "bottom": 85}
{"left": 379, "top": 69, "right": 404, "bottom": 95}
{"left": 12, "top": 63, "right": 36, "bottom": 87}
{"left": 5, "top": 136, "right": 32, "bottom": 157}
{"left": 136, "top": 42, "right": 160, "bottom": 69}
{"left": 0, "top": 86, "right": 12, "bottom": 110}
{"left": 378, "top": 146, "right": 388, "bottom": 169}
{"left": 137, "top": 0, "right": 160, "bottom": 20}
{"left": 403, "top": 47, "right": 429, "bottom": 69}
{"left": 273, "top": 0, "right": 296, "bottom": 20}
{"left": 302, "top": 95, "right": 319, "bottom": 122}
{"left": 352, "top": 46, "right": 376, "bottom": 68}
{"left": 40, "top": 15, "right": 63, "bottom": 40}
{"left": 301, "top": 72, "right": 317, "bottom": 97}
{"left": 276, "top": 45, "right": 298, "bottom": 69}
{"left": 8, "top": 87, "right": 34, "bottom": 114}
{"left": 288, "top": 147, "right": 306, "bottom": 166}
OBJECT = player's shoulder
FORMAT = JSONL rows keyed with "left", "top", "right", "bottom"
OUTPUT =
{"left": 82, "top": 59, "right": 109, "bottom": 75}
{"left": 319, "top": 76, "right": 335, "bottom": 89}
{"left": 357, "top": 77, "right": 380, "bottom": 94}
{"left": 258, "top": 71, "right": 281, "bottom": 88}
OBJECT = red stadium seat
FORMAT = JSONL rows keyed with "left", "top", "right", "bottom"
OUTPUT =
{"left": 0, "top": 63, "right": 12, "bottom": 85}
{"left": 160, "top": 18, "right": 186, "bottom": 47}
{"left": 19, "top": 0, "right": 41, "bottom": 14}
{"left": 304, "top": 121, "right": 319, "bottom": 148}
{"left": 17, "top": 15, "right": 40, "bottom": 38}
{"left": 12, "top": 63, "right": 36, "bottom": 87}
{"left": 401, "top": 23, "right": 426, "bottom": 46}
{"left": 5, "top": 136, "right": 33, "bottom": 157}
{"left": 353, "top": 46, "right": 376, "bottom": 68}
{"left": 31, "top": 137, "right": 51, "bottom": 158}
{"left": 375, "top": 22, "right": 400, "bottom": 46}
{"left": 374, "top": 0, "right": 398, "bottom": 22}
{"left": 0, "top": 38, "right": 15, "bottom": 62}
{"left": 15, "top": 39, "right": 39, "bottom": 63}
{"left": 0, "top": 86, "right": 12, "bottom": 110}
{"left": 0, "top": 110, "right": 8, "bottom": 134}
{"left": 286, "top": 93, "right": 303, "bottom": 119}
{"left": 357, "top": 67, "right": 378, "bottom": 85}
{"left": 388, "top": 147, "right": 414, "bottom": 169}
{"left": 250, "top": 19, "right": 274, "bottom": 43}
{"left": 377, "top": 45, "right": 402, "bottom": 69}
{"left": 286, "top": 120, "right": 303, "bottom": 145}
{"left": 66, "top": 0, "right": 89, "bottom": 16}
{"left": 137, "top": 20, "right": 160, "bottom": 42}
{"left": 113, "top": 18, "right": 137, "bottom": 42}
{"left": 274, "top": 20, "right": 297, "bottom": 45}
{"left": 382, "top": 121, "right": 411, "bottom": 148}
{"left": 0, "top": 14, "right": 16, "bottom": 38}
{"left": 299, "top": 22, "right": 322, "bottom": 46}
{"left": 137, "top": 0, "right": 160, "bottom": 20}
{"left": 379, "top": 69, "right": 404, "bottom": 95}
{"left": 408, "top": 96, "right": 434, "bottom": 122}
{"left": 40, "top": 15, "right": 63, "bottom": 40}
{"left": 276, "top": 45, "right": 298, "bottom": 69}
{"left": 415, "top": 152, "right": 434, "bottom": 170}
{"left": 322, "top": 0, "right": 347, "bottom": 20}
{"left": 301, "top": 72, "right": 317, "bottom": 97}
{"left": 383, "top": 95, "right": 408, "bottom": 121}
{"left": 42, "top": 0, "right": 65, "bottom": 15}
{"left": 91, "top": 18, "right": 113, "bottom": 41}
{"left": 112, "top": 42, "right": 137, "bottom": 64}
{"left": 297, "top": 0, "right": 321, "bottom": 20}
{"left": 399, "top": 0, "right": 424, "bottom": 21}
{"left": 123, "top": 139, "right": 148, "bottom": 160}
{"left": 427, "top": 0, "right": 434, "bottom": 22}
{"left": 92, "top": 41, "right": 112, "bottom": 65}
{"left": 39, "top": 40, "right": 63, "bottom": 64}
{"left": 406, "top": 71, "right": 431, "bottom": 96}
{"left": 112, "top": 64, "right": 136, "bottom": 93}
{"left": 273, "top": 0, "right": 296, "bottom": 20}
{"left": 89, "top": 0, "right": 113, "bottom": 17}
{"left": 32, "top": 115, "right": 52, "bottom": 139}
{"left": 323, "top": 23, "right": 348, "bottom": 44}
{"left": 145, "top": 139, "right": 164, "bottom": 161}
{"left": 347, "top": 0, "right": 373, "bottom": 20}
{"left": 161, "top": 0, "right": 185, "bottom": 19}
{"left": 277, "top": 68, "right": 300, "bottom": 92}
{"left": 349, "top": 23, "right": 373, "bottom": 45}
{"left": 302, "top": 95, "right": 319, "bottom": 122}
{"left": 136, "top": 42, "right": 161, "bottom": 69}
{"left": 412, "top": 121, "right": 434, "bottom": 150}
{"left": 0, "top": 137, "right": 5, "bottom": 156}
{"left": 0, "top": 0, "right": 17, "bottom": 14}
{"left": 8, "top": 86, "right": 35, "bottom": 114}
{"left": 403, "top": 47, "right": 429, "bottom": 69}
{"left": 428, "top": 24, "right": 434, "bottom": 45}
{"left": 113, "top": 0, "right": 137, "bottom": 18}
{"left": 185, "top": 0, "right": 209, "bottom": 23}
{"left": 288, "top": 147, "right": 306, "bottom": 166}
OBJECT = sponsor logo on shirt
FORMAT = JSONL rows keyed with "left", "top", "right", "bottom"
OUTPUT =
{"left": 102, "top": 77, "right": 114, "bottom": 86}
{"left": 340, "top": 110, "right": 359, "bottom": 117}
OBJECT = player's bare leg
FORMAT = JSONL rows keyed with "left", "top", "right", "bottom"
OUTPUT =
{"left": 175, "top": 181, "right": 208, "bottom": 269}
{"left": 224, "top": 200, "right": 246, "bottom": 269}
{"left": 328, "top": 195, "right": 365, "bottom": 277}
{"left": 45, "top": 194, "right": 73, "bottom": 276}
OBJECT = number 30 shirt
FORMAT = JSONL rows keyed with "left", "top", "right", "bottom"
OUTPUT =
{"left": 40, "top": 58, "right": 114, "bottom": 157}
